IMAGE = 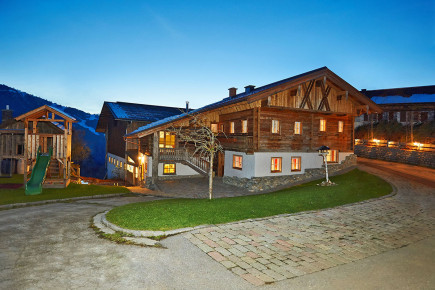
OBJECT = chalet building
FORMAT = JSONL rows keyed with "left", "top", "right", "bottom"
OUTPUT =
{"left": 0, "top": 105, "right": 75, "bottom": 188}
{"left": 95, "top": 102, "right": 186, "bottom": 184}
{"left": 124, "top": 67, "right": 381, "bottom": 190}
{"left": 355, "top": 85, "right": 435, "bottom": 127}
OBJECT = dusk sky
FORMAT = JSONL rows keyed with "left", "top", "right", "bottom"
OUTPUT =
{"left": 1, "top": 0, "right": 434, "bottom": 114}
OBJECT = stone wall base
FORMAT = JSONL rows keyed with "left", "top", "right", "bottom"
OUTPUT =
{"left": 355, "top": 145, "right": 435, "bottom": 168}
{"left": 223, "top": 154, "right": 357, "bottom": 192}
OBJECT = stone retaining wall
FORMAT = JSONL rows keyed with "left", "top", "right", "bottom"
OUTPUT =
{"left": 223, "top": 154, "right": 357, "bottom": 192}
{"left": 354, "top": 145, "right": 435, "bottom": 168}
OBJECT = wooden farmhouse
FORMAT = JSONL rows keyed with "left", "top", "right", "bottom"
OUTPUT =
{"left": 0, "top": 105, "right": 76, "bottom": 188}
{"left": 95, "top": 102, "right": 186, "bottom": 184}
{"left": 124, "top": 67, "right": 382, "bottom": 190}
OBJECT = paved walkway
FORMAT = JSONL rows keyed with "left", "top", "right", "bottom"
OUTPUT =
{"left": 185, "top": 158, "right": 435, "bottom": 286}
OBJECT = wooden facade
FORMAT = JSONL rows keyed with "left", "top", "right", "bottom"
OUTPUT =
{"left": 125, "top": 67, "right": 381, "bottom": 184}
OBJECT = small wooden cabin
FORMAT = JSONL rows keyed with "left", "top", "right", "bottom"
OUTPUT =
{"left": 15, "top": 105, "right": 76, "bottom": 188}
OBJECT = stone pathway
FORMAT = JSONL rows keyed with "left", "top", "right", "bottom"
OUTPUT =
{"left": 185, "top": 160, "right": 435, "bottom": 286}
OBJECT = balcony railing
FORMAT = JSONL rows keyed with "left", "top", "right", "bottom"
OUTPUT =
{"left": 159, "top": 147, "right": 209, "bottom": 174}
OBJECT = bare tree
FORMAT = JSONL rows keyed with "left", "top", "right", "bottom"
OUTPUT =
{"left": 170, "top": 114, "right": 223, "bottom": 199}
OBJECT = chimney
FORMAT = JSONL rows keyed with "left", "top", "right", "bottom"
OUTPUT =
{"left": 185, "top": 101, "right": 189, "bottom": 113}
{"left": 245, "top": 85, "right": 255, "bottom": 93}
{"left": 1, "top": 105, "right": 13, "bottom": 124}
{"left": 228, "top": 87, "right": 237, "bottom": 98}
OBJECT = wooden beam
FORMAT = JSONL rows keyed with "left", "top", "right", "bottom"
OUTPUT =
{"left": 151, "top": 132, "right": 159, "bottom": 185}
{"left": 28, "top": 118, "right": 65, "bottom": 122}
{"left": 299, "top": 80, "right": 314, "bottom": 110}
{"left": 318, "top": 82, "right": 331, "bottom": 111}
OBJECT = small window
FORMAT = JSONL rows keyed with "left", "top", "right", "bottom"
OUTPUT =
{"left": 230, "top": 122, "right": 235, "bottom": 134}
{"left": 271, "top": 120, "right": 280, "bottom": 134}
{"left": 326, "top": 150, "right": 338, "bottom": 163}
{"left": 219, "top": 123, "right": 224, "bottom": 132}
{"left": 294, "top": 122, "right": 301, "bottom": 135}
{"left": 338, "top": 121, "right": 344, "bottom": 133}
{"left": 241, "top": 120, "right": 248, "bottom": 133}
{"left": 211, "top": 123, "right": 218, "bottom": 133}
{"left": 271, "top": 157, "right": 282, "bottom": 173}
{"left": 163, "top": 163, "right": 176, "bottom": 175}
{"left": 291, "top": 157, "right": 301, "bottom": 172}
{"left": 320, "top": 119, "right": 326, "bottom": 132}
{"left": 119, "top": 161, "right": 123, "bottom": 168}
{"left": 232, "top": 155, "right": 243, "bottom": 169}
{"left": 337, "top": 95, "right": 342, "bottom": 101}
{"left": 17, "top": 144, "right": 24, "bottom": 155}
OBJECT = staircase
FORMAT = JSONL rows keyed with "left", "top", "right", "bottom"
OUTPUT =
{"left": 47, "top": 159, "right": 61, "bottom": 179}
{"left": 159, "top": 148, "right": 209, "bottom": 175}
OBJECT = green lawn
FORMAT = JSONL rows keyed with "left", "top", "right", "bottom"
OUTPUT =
{"left": 106, "top": 169, "right": 392, "bottom": 231}
{"left": 0, "top": 175, "right": 130, "bottom": 206}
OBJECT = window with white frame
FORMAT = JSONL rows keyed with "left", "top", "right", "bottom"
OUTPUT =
{"left": 294, "top": 122, "right": 301, "bottom": 135}
{"left": 291, "top": 157, "right": 301, "bottom": 171}
{"left": 230, "top": 122, "right": 235, "bottom": 134}
{"left": 338, "top": 121, "right": 344, "bottom": 133}
{"left": 233, "top": 155, "right": 243, "bottom": 169}
{"left": 211, "top": 123, "right": 218, "bottom": 133}
{"left": 241, "top": 120, "right": 248, "bottom": 133}
{"left": 271, "top": 120, "right": 280, "bottom": 134}
{"left": 271, "top": 157, "right": 282, "bottom": 173}
{"left": 320, "top": 119, "right": 326, "bottom": 132}
{"left": 326, "top": 150, "right": 338, "bottom": 163}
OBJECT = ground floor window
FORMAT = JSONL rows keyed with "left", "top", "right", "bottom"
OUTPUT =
{"left": 163, "top": 163, "right": 176, "bottom": 175}
{"left": 291, "top": 157, "right": 301, "bottom": 171}
{"left": 271, "top": 157, "right": 282, "bottom": 173}
{"left": 326, "top": 150, "right": 338, "bottom": 163}
{"left": 233, "top": 155, "right": 243, "bottom": 169}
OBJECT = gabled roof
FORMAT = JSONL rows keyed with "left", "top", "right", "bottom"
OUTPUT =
{"left": 15, "top": 105, "right": 76, "bottom": 122}
{"left": 96, "top": 101, "right": 185, "bottom": 132}
{"left": 127, "top": 67, "right": 381, "bottom": 138}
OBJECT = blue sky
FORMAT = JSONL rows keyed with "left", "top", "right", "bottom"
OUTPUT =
{"left": 0, "top": 0, "right": 434, "bottom": 114}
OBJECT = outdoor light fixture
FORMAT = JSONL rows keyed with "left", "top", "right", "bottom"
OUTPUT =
{"left": 318, "top": 145, "right": 335, "bottom": 186}
{"left": 413, "top": 142, "right": 423, "bottom": 150}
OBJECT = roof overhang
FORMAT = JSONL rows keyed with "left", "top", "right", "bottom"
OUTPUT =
{"left": 15, "top": 105, "right": 77, "bottom": 123}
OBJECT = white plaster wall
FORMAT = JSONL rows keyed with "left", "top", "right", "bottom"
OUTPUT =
{"left": 253, "top": 152, "right": 323, "bottom": 177}
{"left": 224, "top": 150, "right": 256, "bottom": 178}
{"left": 107, "top": 153, "right": 125, "bottom": 179}
{"left": 146, "top": 157, "right": 200, "bottom": 177}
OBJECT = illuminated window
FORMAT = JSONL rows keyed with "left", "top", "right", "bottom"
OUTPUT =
{"left": 219, "top": 123, "right": 224, "bottom": 132}
{"left": 159, "top": 131, "right": 176, "bottom": 148}
{"left": 119, "top": 161, "right": 123, "bottom": 168}
{"left": 326, "top": 150, "right": 338, "bottom": 163}
{"left": 338, "top": 121, "right": 344, "bottom": 133}
{"left": 241, "top": 120, "right": 248, "bottom": 133}
{"left": 271, "top": 157, "right": 282, "bottom": 173}
{"left": 230, "top": 122, "right": 235, "bottom": 134}
{"left": 320, "top": 119, "right": 326, "bottom": 132}
{"left": 232, "top": 155, "right": 243, "bottom": 169}
{"left": 163, "top": 163, "right": 176, "bottom": 175}
{"left": 294, "top": 122, "right": 301, "bottom": 135}
{"left": 271, "top": 120, "right": 280, "bottom": 134}
{"left": 211, "top": 123, "right": 218, "bottom": 133}
{"left": 291, "top": 157, "right": 301, "bottom": 171}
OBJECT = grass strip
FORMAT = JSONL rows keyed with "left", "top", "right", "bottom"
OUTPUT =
{"left": 0, "top": 175, "right": 130, "bottom": 205}
{"left": 106, "top": 169, "right": 392, "bottom": 231}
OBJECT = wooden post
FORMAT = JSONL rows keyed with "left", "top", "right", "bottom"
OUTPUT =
{"left": 24, "top": 121, "right": 28, "bottom": 185}
{"left": 64, "top": 121, "right": 68, "bottom": 185}
{"left": 152, "top": 132, "right": 159, "bottom": 185}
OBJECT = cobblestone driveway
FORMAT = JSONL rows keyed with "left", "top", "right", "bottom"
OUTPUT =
{"left": 185, "top": 159, "right": 435, "bottom": 286}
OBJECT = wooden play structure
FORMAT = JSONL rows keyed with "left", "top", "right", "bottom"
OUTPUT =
{"left": 15, "top": 105, "right": 76, "bottom": 192}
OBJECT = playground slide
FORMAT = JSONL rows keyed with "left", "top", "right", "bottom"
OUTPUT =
{"left": 25, "top": 147, "right": 53, "bottom": 195}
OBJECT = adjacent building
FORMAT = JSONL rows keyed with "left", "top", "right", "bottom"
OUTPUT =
{"left": 95, "top": 102, "right": 186, "bottom": 184}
